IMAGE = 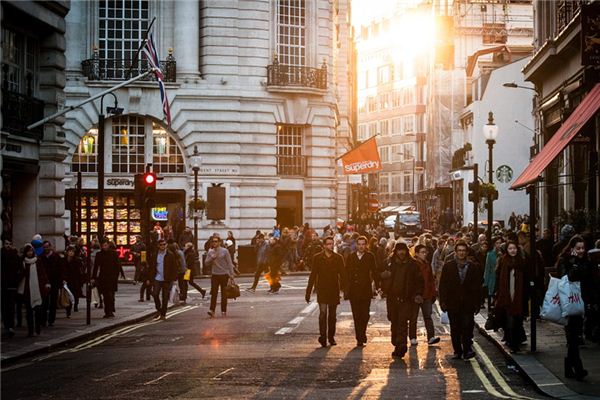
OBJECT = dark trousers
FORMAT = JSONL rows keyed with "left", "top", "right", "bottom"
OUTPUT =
{"left": 139, "top": 281, "right": 152, "bottom": 300}
{"left": 210, "top": 274, "right": 229, "bottom": 313}
{"left": 505, "top": 314, "right": 525, "bottom": 351}
{"left": 65, "top": 283, "right": 80, "bottom": 317}
{"left": 251, "top": 263, "right": 267, "bottom": 289}
{"left": 566, "top": 316, "right": 584, "bottom": 363}
{"left": 1, "top": 289, "right": 16, "bottom": 332}
{"left": 25, "top": 303, "right": 43, "bottom": 335}
{"left": 350, "top": 298, "right": 371, "bottom": 343}
{"left": 178, "top": 273, "right": 187, "bottom": 301}
{"left": 410, "top": 299, "right": 435, "bottom": 339}
{"left": 318, "top": 303, "right": 338, "bottom": 341}
{"left": 388, "top": 300, "right": 412, "bottom": 351}
{"left": 448, "top": 310, "right": 475, "bottom": 355}
{"left": 101, "top": 289, "right": 116, "bottom": 316}
{"left": 183, "top": 277, "right": 203, "bottom": 301}
{"left": 153, "top": 281, "right": 172, "bottom": 317}
{"left": 42, "top": 286, "right": 59, "bottom": 325}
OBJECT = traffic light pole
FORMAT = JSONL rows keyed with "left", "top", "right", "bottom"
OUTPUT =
{"left": 473, "top": 163, "right": 478, "bottom": 233}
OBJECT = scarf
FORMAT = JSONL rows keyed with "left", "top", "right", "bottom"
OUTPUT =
{"left": 20, "top": 257, "right": 43, "bottom": 307}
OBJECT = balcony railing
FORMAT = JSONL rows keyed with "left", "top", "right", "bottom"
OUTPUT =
{"left": 556, "top": 0, "right": 583, "bottom": 36}
{"left": 81, "top": 49, "right": 176, "bottom": 82}
{"left": 277, "top": 155, "right": 307, "bottom": 177}
{"left": 1, "top": 88, "right": 44, "bottom": 140}
{"left": 267, "top": 55, "right": 327, "bottom": 90}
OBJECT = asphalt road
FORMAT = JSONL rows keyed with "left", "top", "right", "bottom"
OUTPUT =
{"left": 2, "top": 276, "right": 549, "bottom": 400}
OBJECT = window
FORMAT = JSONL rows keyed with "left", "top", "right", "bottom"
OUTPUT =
{"left": 276, "top": 124, "right": 305, "bottom": 176}
{"left": 367, "top": 97, "right": 377, "bottom": 112}
{"left": 391, "top": 173, "right": 402, "bottom": 193}
{"left": 482, "top": 23, "right": 507, "bottom": 44}
{"left": 277, "top": 0, "right": 306, "bottom": 67}
{"left": 358, "top": 124, "right": 367, "bottom": 141}
{"left": 401, "top": 87, "right": 415, "bottom": 105}
{"left": 380, "top": 120, "right": 389, "bottom": 136}
{"left": 368, "top": 122, "right": 377, "bottom": 137}
{"left": 380, "top": 146, "right": 390, "bottom": 163}
{"left": 401, "top": 115, "right": 415, "bottom": 134}
{"left": 379, "top": 173, "right": 389, "bottom": 194}
{"left": 403, "top": 173, "right": 412, "bottom": 194}
{"left": 391, "top": 118, "right": 401, "bottom": 135}
{"left": 112, "top": 115, "right": 146, "bottom": 173}
{"left": 391, "top": 144, "right": 402, "bottom": 161}
{"left": 98, "top": 0, "right": 150, "bottom": 79}
{"left": 152, "top": 123, "right": 184, "bottom": 173}
{"left": 72, "top": 128, "right": 98, "bottom": 173}
{"left": 377, "top": 65, "right": 390, "bottom": 84}
{"left": 402, "top": 143, "right": 414, "bottom": 160}
{"left": 1, "top": 28, "right": 37, "bottom": 95}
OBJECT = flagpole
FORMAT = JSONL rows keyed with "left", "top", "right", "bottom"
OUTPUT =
{"left": 126, "top": 16, "right": 156, "bottom": 79}
{"left": 27, "top": 69, "right": 156, "bottom": 130}
{"left": 335, "top": 135, "right": 379, "bottom": 161}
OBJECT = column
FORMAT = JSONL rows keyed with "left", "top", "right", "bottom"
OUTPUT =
{"left": 174, "top": 0, "right": 200, "bottom": 78}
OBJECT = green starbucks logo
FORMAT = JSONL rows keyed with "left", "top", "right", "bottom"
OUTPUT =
{"left": 496, "top": 165, "right": 513, "bottom": 183}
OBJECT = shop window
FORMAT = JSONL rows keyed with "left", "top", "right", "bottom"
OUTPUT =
{"left": 112, "top": 115, "right": 146, "bottom": 173}
{"left": 152, "top": 123, "right": 184, "bottom": 173}
{"left": 72, "top": 128, "right": 98, "bottom": 173}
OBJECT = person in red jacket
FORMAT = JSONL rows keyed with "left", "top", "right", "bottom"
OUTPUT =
{"left": 412, "top": 244, "right": 441, "bottom": 345}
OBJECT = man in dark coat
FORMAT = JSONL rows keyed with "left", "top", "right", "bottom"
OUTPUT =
{"left": 92, "top": 240, "right": 121, "bottom": 318}
{"left": 40, "top": 241, "right": 64, "bottom": 326}
{"left": 382, "top": 241, "right": 423, "bottom": 358}
{"left": 344, "top": 236, "right": 378, "bottom": 347}
{"left": 147, "top": 239, "right": 179, "bottom": 320}
{"left": 439, "top": 240, "right": 483, "bottom": 360}
{"left": 305, "top": 236, "right": 346, "bottom": 347}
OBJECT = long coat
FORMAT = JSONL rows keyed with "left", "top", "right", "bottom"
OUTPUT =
{"left": 147, "top": 250, "right": 179, "bottom": 282}
{"left": 494, "top": 255, "right": 530, "bottom": 317}
{"left": 92, "top": 249, "right": 122, "bottom": 292}
{"left": 23, "top": 258, "right": 49, "bottom": 302}
{"left": 439, "top": 258, "right": 483, "bottom": 314}
{"left": 306, "top": 251, "right": 346, "bottom": 305}
{"left": 345, "top": 251, "right": 377, "bottom": 300}
{"left": 63, "top": 256, "right": 84, "bottom": 298}
{"left": 385, "top": 256, "right": 423, "bottom": 303}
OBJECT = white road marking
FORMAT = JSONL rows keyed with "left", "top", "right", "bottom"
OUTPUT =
{"left": 212, "top": 367, "right": 235, "bottom": 380}
{"left": 275, "top": 327, "right": 293, "bottom": 335}
{"left": 288, "top": 316, "right": 304, "bottom": 324}
{"left": 299, "top": 302, "right": 318, "bottom": 315}
{"left": 93, "top": 369, "right": 130, "bottom": 382}
{"left": 143, "top": 372, "right": 174, "bottom": 385}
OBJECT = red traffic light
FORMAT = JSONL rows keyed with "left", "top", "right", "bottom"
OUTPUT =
{"left": 143, "top": 172, "right": 156, "bottom": 186}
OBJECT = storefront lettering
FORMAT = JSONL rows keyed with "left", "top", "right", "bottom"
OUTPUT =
{"left": 200, "top": 166, "right": 240, "bottom": 175}
{"left": 106, "top": 178, "right": 134, "bottom": 187}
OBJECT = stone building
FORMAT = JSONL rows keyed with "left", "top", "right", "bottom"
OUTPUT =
{"left": 1, "top": 1, "right": 70, "bottom": 248}
{"left": 59, "top": 0, "right": 354, "bottom": 257}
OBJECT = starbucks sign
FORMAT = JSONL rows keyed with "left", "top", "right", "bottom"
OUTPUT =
{"left": 496, "top": 165, "right": 513, "bottom": 183}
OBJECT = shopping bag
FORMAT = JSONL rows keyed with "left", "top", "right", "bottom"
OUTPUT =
{"left": 558, "top": 275, "right": 585, "bottom": 318}
{"left": 225, "top": 278, "right": 240, "bottom": 300}
{"left": 91, "top": 287, "right": 100, "bottom": 306}
{"left": 540, "top": 277, "right": 567, "bottom": 324}
{"left": 63, "top": 284, "right": 75, "bottom": 305}
{"left": 57, "top": 287, "right": 71, "bottom": 309}
{"left": 169, "top": 283, "right": 180, "bottom": 304}
{"left": 184, "top": 268, "right": 192, "bottom": 281}
{"left": 440, "top": 311, "right": 449, "bottom": 325}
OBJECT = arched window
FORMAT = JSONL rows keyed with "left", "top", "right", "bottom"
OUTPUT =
{"left": 71, "top": 115, "right": 184, "bottom": 174}
{"left": 72, "top": 128, "right": 98, "bottom": 173}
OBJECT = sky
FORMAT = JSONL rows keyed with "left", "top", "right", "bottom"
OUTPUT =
{"left": 351, "top": 0, "right": 426, "bottom": 28}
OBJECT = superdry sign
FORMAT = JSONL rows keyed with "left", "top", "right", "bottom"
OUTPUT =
{"left": 339, "top": 137, "right": 382, "bottom": 175}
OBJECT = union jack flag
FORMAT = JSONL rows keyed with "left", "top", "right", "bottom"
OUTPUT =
{"left": 143, "top": 31, "right": 171, "bottom": 126}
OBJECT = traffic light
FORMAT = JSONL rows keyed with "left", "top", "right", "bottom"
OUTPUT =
{"left": 468, "top": 180, "right": 479, "bottom": 203}
{"left": 134, "top": 172, "right": 157, "bottom": 204}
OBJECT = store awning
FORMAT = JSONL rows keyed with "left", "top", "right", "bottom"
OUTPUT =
{"left": 511, "top": 84, "right": 600, "bottom": 190}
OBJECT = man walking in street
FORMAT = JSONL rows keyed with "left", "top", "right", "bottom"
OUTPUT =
{"left": 382, "top": 242, "right": 423, "bottom": 358}
{"left": 205, "top": 236, "right": 235, "bottom": 317}
{"left": 305, "top": 236, "right": 346, "bottom": 347}
{"left": 147, "top": 239, "right": 178, "bottom": 320}
{"left": 412, "top": 244, "right": 441, "bottom": 346}
{"left": 40, "top": 241, "right": 64, "bottom": 326}
{"left": 92, "top": 240, "right": 121, "bottom": 318}
{"left": 247, "top": 233, "right": 268, "bottom": 292}
{"left": 439, "top": 240, "right": 483, "bottom": 360}
{"left": 344, "top": 236, "right": 378, "bottom": 347}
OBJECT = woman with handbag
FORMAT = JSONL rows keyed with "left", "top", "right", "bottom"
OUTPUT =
{"left": 493, "top": 241, "right": 529, "bottom": 353}
{"left": 556, "top": 235, "right": 593, "bottom": 381}
{"left": 18, "top": 244, "right": 50, "bottom": 337}
{"left": 182, "top": 242, "right": 206, "bottom": 301}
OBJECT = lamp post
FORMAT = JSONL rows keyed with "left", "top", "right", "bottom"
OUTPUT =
{"left": 97, "top": 92, "right": 123, "bottom": 242}
{"left": 189, "top": 145, "right": 202, "bottom": 251}
{"left": 482, "top": 111, "right": 499, "bottom": 245}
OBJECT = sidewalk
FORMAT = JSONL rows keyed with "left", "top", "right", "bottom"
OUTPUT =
{"left": 1, "top": 278, "right": 177, "bottom": 365}
{"left": 475, "top": 308, "right": 600, "bottom": 399}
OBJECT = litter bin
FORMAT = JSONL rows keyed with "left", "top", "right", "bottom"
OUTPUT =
{"left": 237, "top": 244, "right": 257, "bottom": 273}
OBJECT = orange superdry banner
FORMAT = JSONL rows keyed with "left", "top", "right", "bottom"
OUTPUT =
{"left": 340, "top": 137, "right": 382, "bottom": 175}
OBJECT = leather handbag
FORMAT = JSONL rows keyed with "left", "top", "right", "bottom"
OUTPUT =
{"left": 225, "top": 278, "right": 240, "bottom": 300}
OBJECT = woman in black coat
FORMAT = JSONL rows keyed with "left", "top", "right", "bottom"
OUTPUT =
{"left": 63, "top": 246, "right": 83, "bottom": 317}
{"left": 556, "top": 236, "right": 593, "bottom": 381}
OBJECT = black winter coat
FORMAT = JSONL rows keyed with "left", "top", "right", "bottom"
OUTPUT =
{"left": 345, "top": 252, "right": 377, "bottom": 300}
{"left": 439, "top": 258, "right": 483, "bottom": 314}
{"left": 306, "top": 251, "right": 346, "bottom": 305}
{"left": 147, "top": 250, "right": 179, "bottom": 283}
{"left": 92, "top": 249, "right": 122, "bottom": 292}
{"left": 385, "top": 256, "right": 423, "bottom": 303}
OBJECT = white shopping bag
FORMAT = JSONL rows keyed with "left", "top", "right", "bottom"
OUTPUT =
{"left": 169, "top": 283, "right": 180, "bottom": 304}
{"left": 540, "top": 277, "right": 567, "bottom": 325}
{"left": 440, "top": 311, "right": 449, "bottom": 325}
{"left": 63, "top": 283, "right": 75, "bottom": 305}
{"left": 91, "top": 287, "right": 100, "bottom": 305}
{"left": 558, "top": 275, "right": 585, "bottom": 318}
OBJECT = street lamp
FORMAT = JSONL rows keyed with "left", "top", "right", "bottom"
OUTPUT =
{"left": 502, "top": 82, "right": 537, "bottom": 92}
{"left": 189, "top": 145, "right": 202, "bottom": 251}
{"left": 482, "top": 111, "right": 499, "bottom": 244}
